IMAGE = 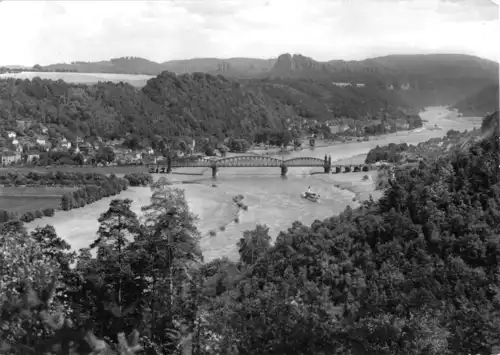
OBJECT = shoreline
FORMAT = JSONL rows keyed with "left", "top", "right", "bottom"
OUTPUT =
{"left": 12, "top": 106, "right": 479, "bottom": 261}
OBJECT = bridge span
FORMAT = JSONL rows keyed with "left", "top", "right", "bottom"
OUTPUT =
{"left": 149, "top": 155, "right": 374, "bottom": 178}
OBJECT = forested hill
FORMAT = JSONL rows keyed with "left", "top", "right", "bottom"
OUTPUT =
{"left": 27, "top": 53, "right": 498, "bottom": 110}
{"left": 242, "top": 77, "right": 411, "bottom": 119}
{"left": 269, "top": 53, "right": 499, "bottom": 108}
{"left": 0, "top": 72, "right": 294, "bottom": 142}
{"left": 0, "top": 71, "right": 410, "bottom": 144}
{"left": 452, "top": 83, "right": 499, "bottom": 117}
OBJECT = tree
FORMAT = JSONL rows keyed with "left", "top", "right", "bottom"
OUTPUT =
{"left": 135, "top": 181, "right": 203, "bottom": 353}
{"left": 96, "top": 146, "right": 115, "bottom": 165}
{"left": 91, "top": 199, "right": 141, "bottom": 314}
{"left": 227, "top": 138, "right": 250, "bottom": 153}
{"left": 30, "top": 225, "right": 75, "bottom": 272}
{"left": 282, "top": 130, "right": 293, "bottom": 146}
{"left": 237, "top": 224, "right": 272, "bottom": 265}
{"left": 0, "top": 221, "right": 63, "bottom": 350}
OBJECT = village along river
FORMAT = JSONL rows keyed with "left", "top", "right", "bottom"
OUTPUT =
{"left": 26, "top": 107, "right": 482, "bottom": 261}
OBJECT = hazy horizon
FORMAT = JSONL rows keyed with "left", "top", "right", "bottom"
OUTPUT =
{"left": 0, "top": 0, "right": 498, "bottom": 67}
{"left": 2, "top": 52, "right": 500, "bottom": 69}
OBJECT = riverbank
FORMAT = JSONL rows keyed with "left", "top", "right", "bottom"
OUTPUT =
{"left": 322, "top": 171, "right": 382, "bottom": 203}
{"left": 23, "top": 106, "right": 481, "bottom": 262}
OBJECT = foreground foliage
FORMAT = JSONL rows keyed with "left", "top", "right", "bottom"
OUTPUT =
{"left": 1, "top": 113, "right": 499, "bottom": 354}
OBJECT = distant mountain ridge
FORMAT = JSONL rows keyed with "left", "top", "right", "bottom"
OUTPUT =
{"left": 39, "top": 56, "right": 277, "bottom": 77}
{"left": 29, "top": 53, "right": 498, "bottom": 80}
{"left": 6, "top": 52, "right": 499, "bottom": 108}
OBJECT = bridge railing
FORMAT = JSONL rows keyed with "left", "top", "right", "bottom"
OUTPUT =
{"left": 149, "top": 157, "right": 374, "bottom": 172}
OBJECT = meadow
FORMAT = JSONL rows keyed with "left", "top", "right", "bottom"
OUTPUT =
{"left": 0, "top": 72, "right": 152, "bottom": 87}
{"left": 0, "top": 186, "right": 76, "bottom": 214}
{"left": 0, "top": 165, "right": 148, "bottom": 175}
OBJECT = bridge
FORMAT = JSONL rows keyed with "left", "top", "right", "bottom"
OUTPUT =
{"left": 149, "top": 155, "right": 373, "bottom": 178}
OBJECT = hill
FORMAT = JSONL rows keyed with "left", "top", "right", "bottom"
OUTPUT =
{"left": 42, "top": 56, "right": 277, "bottom": 77}
{"left": 245, "top": 77, "right": 412, "bottom": 120}
{"left": 0, "top": 72, "right": 295, "bottom": 145}
{"left": 42, "top": 57, "right": 165, "bottom": 75}
{"left": 33, "top": 53, "right": 498, "bottom": 109}
{"left": 0, "top": 71, "right": 153, "bottom": 87}
{"left": 0, "top": 69, "right": 421, "bottom": 151}
{"left": 269, "top": 53, "right": 499, "bottom": 108}
{"left": 452, "top": 83, "right": 499, "bottom": 117}
{"left": 161, "top": 57, "right": 277, "bottom": 77}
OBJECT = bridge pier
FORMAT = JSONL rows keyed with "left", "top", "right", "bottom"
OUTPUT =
{"left": 212, "top": 165, "right": 218, "bottom": 179}
{"left": 280, "top": 165, "right": 288, "bottom": 178}
{"left": 324, "top": 164, "right": 331, "bottom": 174}
{"left": 336, "top": 166, "right": 341, "bottom": 174}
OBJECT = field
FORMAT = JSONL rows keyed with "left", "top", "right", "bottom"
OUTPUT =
{"left": 0, "top": 186, "right": 76, "bottom": 214}
{"left": 0, "top": 72, "right": 153, "bottom": 87}
{"left": 0, "top": 165, "right": 149, "bottom": 175}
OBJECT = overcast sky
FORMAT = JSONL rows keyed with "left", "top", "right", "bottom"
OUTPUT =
{"left": 0, "top": 0, "right": 498, "bottom": 66}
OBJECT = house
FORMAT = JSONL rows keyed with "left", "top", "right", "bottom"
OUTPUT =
{"left": 12, "top": 138, "right": 19, "bottom": 146}
{"left": 6, "top": 131, "right": 16, "bottom": 139}
{"left": 356, "top": 83, "right": 366, "bottom": 88}
{"left": 36, "top": 138, "right": 46, "bottom": 146}
{"left": 339, "top": 124, "right": 350, "bottom": 133}
{"left": 0, "top": 151, "right": 18, "bottom": 165}
{"left": 395, "top": 120, "right": 410, "bottom": 130}
{"left": 78, "top": 142, "right": 94, "bottom": 154}
{"left": 329, "top": 125, "right": 340, "bottom": 134}
{"left": 16, "top": 120, "right": 28, "bottom": 130}
{"left": 332, "top": 82, "right": 352, "bottom": 88}
{"left": 40, "top": 124, "right": 48, "bottom": 134}
{"left": 26, "top": 150, "right": 40, "bottom": 163}
{"left": 60, "top": 138, "right": 71, "bottom": 150}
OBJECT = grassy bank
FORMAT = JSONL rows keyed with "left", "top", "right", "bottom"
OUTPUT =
{"left": 0, "top": 165, "right": 149, "bottom": 175}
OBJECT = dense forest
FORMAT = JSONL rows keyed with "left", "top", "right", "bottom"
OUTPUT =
{"left": 28, "top": 53, "right": 499, "bottom": 111}
{"left": 452, "top": 83, "right": 500, "bottom": 117}
{"left": 1, "top": 110, "right": 499, "bottom": 354}
{"left": 0, "top": 71, "right": 419, "bottom": 150}
{"left": 243, "top": 77, "right": 410, "bottom": 120}
{"left": 0, "top": 73, "right": 291, "bottom": 144}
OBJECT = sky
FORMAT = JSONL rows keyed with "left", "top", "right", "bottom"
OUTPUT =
{"left": 0, "top": 0, "right": 498, "bottom": 66}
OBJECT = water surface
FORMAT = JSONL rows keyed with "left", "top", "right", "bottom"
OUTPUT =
{"left": 26, "top": 107, "right": 481, "bottom": 261}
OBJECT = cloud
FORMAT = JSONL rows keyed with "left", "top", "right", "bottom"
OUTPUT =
{"left": 437, "top": 0, "right": 498, "bottom": 21}
{"left": 0, "top": 0, "right": 497, "bottom": 66}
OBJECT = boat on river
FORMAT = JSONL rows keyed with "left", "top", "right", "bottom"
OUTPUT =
{"left": 301, "top": 192, "right": 320, "bottom": 203}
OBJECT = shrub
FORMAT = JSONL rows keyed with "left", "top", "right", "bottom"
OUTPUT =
{"left": 42, "top": 208, "right": 55, "bottom": 217}
{"left": 124, "top": 172, "right": 153, "bottom": 187}
{"left": 20, "top": 211, "right": 35, "bottom": 223}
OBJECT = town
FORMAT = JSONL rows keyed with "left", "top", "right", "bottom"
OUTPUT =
{"left": 0, "top": 110, "right": 423, "bottom": 168}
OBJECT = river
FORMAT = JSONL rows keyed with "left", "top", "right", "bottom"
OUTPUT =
{"left": 26, "top": 107, "right": 482, "bottom": 261}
